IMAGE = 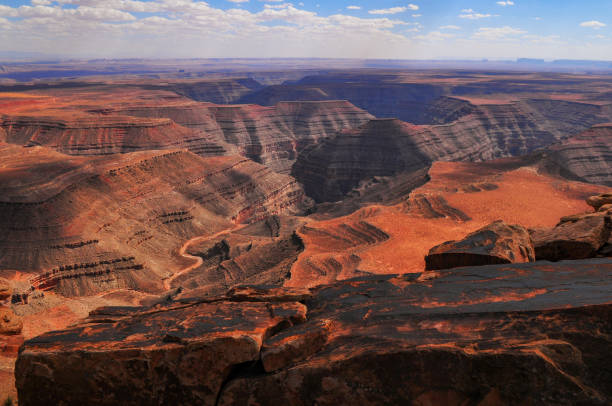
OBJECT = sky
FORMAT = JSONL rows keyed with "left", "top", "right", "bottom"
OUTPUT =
{"left": 0, "top": 0, "right": 611, "bottom": 60}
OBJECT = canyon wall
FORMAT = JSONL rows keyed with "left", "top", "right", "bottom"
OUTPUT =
{"left": 0, "top": 144, "right": 311, "bottom": 297}
{"left": 1, "top": 98, "right": 372, "bottom": 174}
{"left": 545, "top": 124, "right": 612, "bottom": 186}
{"left": 293, "top": 100, "right": 612, "bottom": 202}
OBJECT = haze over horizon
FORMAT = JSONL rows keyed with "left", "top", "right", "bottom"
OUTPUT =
{"left": 0, "top": 0, "right": 611, "bottom": 60}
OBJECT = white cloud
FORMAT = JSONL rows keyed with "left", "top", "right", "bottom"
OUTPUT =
{"left": 496, "top": 1, "right": 514, "bottom": 6}
{"left": 580, "top": 20, "right": 606, "bottom": 29}
{"left": 369, "top": 7, "right": 407, "bottom": 15}
{"left": 346, "top": 5, "right": 361, "bottom": 10}
{"left": 473, "top": 26, "right": 526, "bottom": 40}
{"left": 459, "top": 10, "right": 492, "bottom": 19}
{"left": 0, "top": 0, "right": 604, "bottom": 60}
{"left": 412, "top": 14, "right": 421, "bottom": 18}
{"left": 408, "top": 4, "right": 419, "bottom": 11}
{"left": 414, "top": 31, "right": 455, "bottom": 41}
{"left": 228, "top": 0, "right": 249, "bottom": 3}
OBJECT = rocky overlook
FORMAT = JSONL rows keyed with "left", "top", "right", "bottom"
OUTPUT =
{"left": 15, "top": 258, "right": 612, "bottom": 405}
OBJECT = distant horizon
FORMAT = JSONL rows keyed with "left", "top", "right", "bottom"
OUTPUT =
{"left": 2, "top": 56, "right": 612, "bottom": 65}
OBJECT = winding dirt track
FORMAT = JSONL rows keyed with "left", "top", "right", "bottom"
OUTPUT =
{"left": 163, "top": 224, "right": 247, "bottom": 290}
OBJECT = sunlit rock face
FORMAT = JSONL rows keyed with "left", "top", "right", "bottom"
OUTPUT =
{"left": 0, "top": 90, "right": 373, "bottom": 175}
{"left": 425, "top": 220, "right": 535, "bottom": 270}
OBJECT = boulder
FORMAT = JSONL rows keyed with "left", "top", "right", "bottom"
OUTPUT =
{"left": 425, "top": 220, "right": 534, "bottom": 270}
{"left": 531, "top": 213, "right": 611, "bottom": 261}
{"left": 587, "top": 194, "right": 612, "bottom": 211}
{"left": 0, "top": 279, "right": 11, "bottom": 302}
{"left": 0, "top": 307, "right": 22, "bottom": 335}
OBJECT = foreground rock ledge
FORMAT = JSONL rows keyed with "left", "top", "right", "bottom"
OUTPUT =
{"left": 16, "top": 260, "right": 612, "bottom": 406}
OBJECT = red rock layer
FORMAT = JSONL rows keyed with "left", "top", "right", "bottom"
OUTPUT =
{"left": 287, "top": 158, "right": 611, "bottom": 288}
{"left": 1, "top": 90, "right": 372, "bottom": 174}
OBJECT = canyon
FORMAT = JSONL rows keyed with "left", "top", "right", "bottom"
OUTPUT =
{"left": 0, "top": 67, "right": 611, "bottom": 404}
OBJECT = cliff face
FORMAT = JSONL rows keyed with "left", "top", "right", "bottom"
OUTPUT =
{"left": 545, "top": 124, "right": 612, "bottom": 186}
{"left": 1, "top": 98, "right": 372, "bottom": 174}
{"left": 238, "top": 80, "right": 464, "bottom": 124}
{"left": 0, "top": 114, "right": 216, "bottom": 155}
{"left": 293, "top": 99, "right": 612, "bottom": 202}
{"left": 168, "top": 78, "right": 263, "bottom": 104}
{"left": 0, "top": 144, "right": 311, "bottom": 297}
{"left": 104, "top": 100, "right": 373, "bottom": 174}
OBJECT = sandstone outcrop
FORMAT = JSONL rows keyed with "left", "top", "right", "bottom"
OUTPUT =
{"left": 531, "top": 212, "right": 611, "bottom": 261}
{"left": 0, "top": 307, "right": 22, "bottom": 336}
{"left": 16, "top": 259, "right": 612, "bottom": 405}
{"left": 587, "top": 192, "right": 612, "bottom": 211}
{"left": 425, "top": 220, "right": 534, "bottom": 270}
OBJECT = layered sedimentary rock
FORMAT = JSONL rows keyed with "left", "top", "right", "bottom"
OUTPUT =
{"left": 1, "top": 95, "right": 372, "bottom": 174}
{"left": 0, "top": 144, "right": 310, "bottom": 298}
{"left": 293, "top": 99, "right": 612, "bottom": 202}
{"left": 239, "top": 78, "right": 462, "bottom": 124}
{"left": 168, "top": 78, "right": 263, "bottom": 104}
{"left": 425, "top": 220, "right": 534, "bottom": 270}
{"left": 118, "top": 100, "right": 373, "bottom": 173}
{"left": 0, "top": 114, "right": 214, "bottom": 155}
{"left": 545, "top": 124, "right": 612, "bottom": 186}
{"left": 16, "top": 259, "right": 612, "bottom": 405}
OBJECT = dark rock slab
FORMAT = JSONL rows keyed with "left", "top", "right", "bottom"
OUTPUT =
{"left": 425, "top": 220, "right": 534, "bottom": 270}
{"left": 16, "top": 295, "right": 307, "bottom": 406}
{"left": 532, "top": 213, "right": 611, "bottom": 261}
{"left": 16, "top": 259, "right": 612, "bottom": 406}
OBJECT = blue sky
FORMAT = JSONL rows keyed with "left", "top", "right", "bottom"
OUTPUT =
{"left": 0, "top": 0, "right": 610, "bottom": 59}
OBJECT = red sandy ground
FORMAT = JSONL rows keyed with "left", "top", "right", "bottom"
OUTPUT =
{"left": 287, "top": 161, "right": 611, "bottom": 288}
